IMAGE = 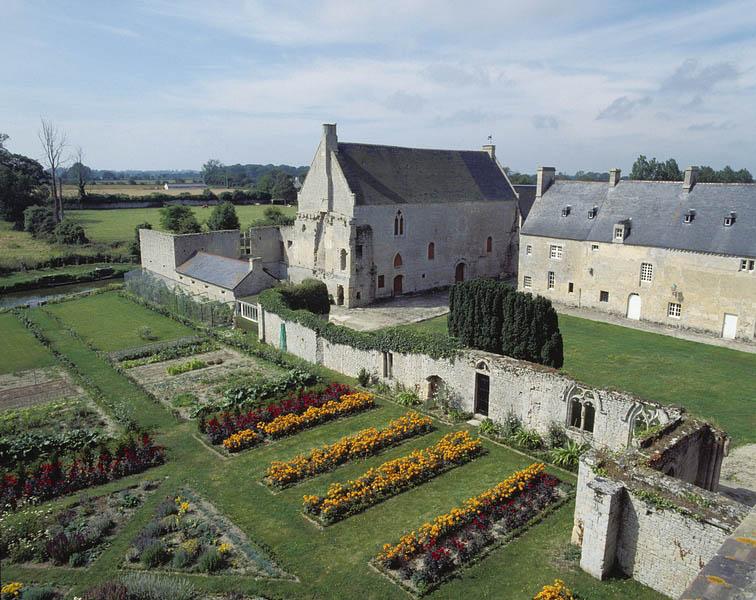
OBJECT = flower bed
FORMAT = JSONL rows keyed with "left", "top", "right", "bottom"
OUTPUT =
{"left": 202, "top": 383, "right": 352, "bottom": 445}
{"left": 0, "top": 434, "right": 165, "bottom": 511}
{"left": 266, "top": 412, "right": 433, "bottom": 488}
{"left": 259, "top": 392, "right": 374, "bottom": 439}
{"left": 534, "top": 579, "right": 575, "bottom": 599}
{"left": 1, "top": 582, "right": 62, "bottom": 600}
{"left": 223, "top": 429, "right": 261, "bottom": 453}
{"left": 303, "top": 431, "right": 482, "bottom": 525}
{"left": 373, "top": 463, "right": 567, "bottom": 594}
{"left": 124, "top": 488, "right": 289, "bottom": 579}
{"left": 0, "top": 481, "right": 159, "bottom": 568}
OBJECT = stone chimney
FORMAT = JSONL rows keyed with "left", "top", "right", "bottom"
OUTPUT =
{"left": 248, "top": 256, "right": 261, "bottom": 272}
{"left": 609, "top": 168, "right": 621, "bottom": 187}
{"left": 536, "top": 167, "right": 556, "bottom": 198}
{"left": 322, "top": 123, "right": 337, "bottom": 154}
{"left": 482, "top": 144, "right": 495, "bottom": 160}
{"left": 683, "top": 166, "right": 699, "bottom": 192}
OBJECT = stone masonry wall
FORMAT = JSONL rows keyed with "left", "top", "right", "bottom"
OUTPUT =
{"left": 258, "top": 307, "right": 681, "bottom": 451}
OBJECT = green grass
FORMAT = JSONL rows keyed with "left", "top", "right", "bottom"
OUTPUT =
{"left": 396, "top": 314, "right": 756, "bottom": 445}
{"left": 68, "top": 205, "right": 296, "bottom": 245}
{"left": 46, "top": 293, "right": 195, "bottom": 352}
{"left": 0, "top": 263, "right": 131, "bottom": 292}
{"left": 0, "top": 312, "right": 56, "bottom": 374}
{"left": 1, "top": 295, "right": 663, "bottom": 599}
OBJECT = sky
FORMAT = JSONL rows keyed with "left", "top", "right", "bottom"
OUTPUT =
{"left": 1, "top": 0, "right": 755, "bottom": 173}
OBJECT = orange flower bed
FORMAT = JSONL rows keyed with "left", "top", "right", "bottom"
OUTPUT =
{"left": 259, "top": 392, "right": 374, "bottom": 439}
{"left": 534, "top": 579, "right": 574, "bottom": 600}
{"left": 222, "top": 428, "right": 261, "bottom": 452}
{"left": 266, "top": 412, "right": 432, "bottom": 487}
{"left": 303, "top": 431, "right": 482, "bottom": 524}
{"left": 377, "top": 463, "right": 547, "bottom": 564}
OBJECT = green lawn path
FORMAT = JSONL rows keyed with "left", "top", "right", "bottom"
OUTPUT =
{"left": 0, "top": 312, "right": 56, "bottom": 374}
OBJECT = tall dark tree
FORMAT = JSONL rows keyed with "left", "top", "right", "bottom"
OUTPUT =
{"left": 130, "top": 222, "right": 152, "bottom": 259}
{"left": 0, "top": 135, "right": 48, "bottom": 228}
{"left": 202, "top": 159, "right": 227, "bottom": 186}
{"left": 159, "top": 205, "right": 201, "bottom": 233}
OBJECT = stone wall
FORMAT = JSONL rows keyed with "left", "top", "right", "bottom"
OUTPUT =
{"left": 574, "top": 452, "right": 747, "bottom": 598}
{"left": 519, "top": 233, "right": 756, "bottom": 340}
{"left": 258, "top": 306, "right": 682, "bottom": 451}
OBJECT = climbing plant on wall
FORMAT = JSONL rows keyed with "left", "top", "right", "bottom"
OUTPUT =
{"left": 448, "top": 279, "right": 563, "bottom": 368}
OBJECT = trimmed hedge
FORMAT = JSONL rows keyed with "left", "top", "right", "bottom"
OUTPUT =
{"left": 258, "top": 287, "right": 460, "bottom": 359}
{"left": 449, "top": 279, "right": 563, "bottom": 368}
{"left": 278, "top": 279, "right": 330, "bottom": 315}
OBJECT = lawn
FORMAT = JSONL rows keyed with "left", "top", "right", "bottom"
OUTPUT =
{"left": 46, "top": 292, "right": 195, "bottom": 352}
{"left": 397, "top": 314, "right": 756, "bottom": 445}
{"left": 68, "top": 204, "right": 296, "bottom": 245}
{"left": 0, "top": 295, "right": 664, "bottom": 600}
{"left": 0, "top": 312, "right": 56, "bottom": 374}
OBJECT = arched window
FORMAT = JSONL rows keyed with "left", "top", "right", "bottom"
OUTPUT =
{"left": 486, "top": 236, "right": 493, "bottom": 253}
{"left": 394, "top": 211, "right": 404, "bottom": 236}
{"left": 427, "top": 242, "right": 435, "bottom": 260}
{"left": 394, "top": 253, "right": 403, "bottom": 268}
{"left": 340, "top": 249, "right": 347, "bottom": 270}
{"left": 569, "top": 399, "right": 582, "bottom": 428}
{"left": 583, "top": 402, "right": 595, "bottom": 433}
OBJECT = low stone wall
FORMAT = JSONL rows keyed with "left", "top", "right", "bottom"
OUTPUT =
{"left": 574, "top": 452, "right": 747, "bottom": 599}
{"left": 257, "top": 306, "right": 682, "bottom": 451}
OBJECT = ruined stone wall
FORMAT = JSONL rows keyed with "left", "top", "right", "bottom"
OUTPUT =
{"left": 258, "top": 307, "right": 681, "bottom": 451}
{"left": 573, "top": 453, "right": 746, "bottom": 598}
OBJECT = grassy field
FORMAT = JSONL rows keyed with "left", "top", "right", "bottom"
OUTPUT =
{"left": 67, "top": 204, "right": 296, "bottom": 245}
{"left": 395, "top": 314, "right": 756, "bottom": 445}
{"left": 1, "top": 294, "right": 663, "bottom": 599}
{"left": 46, "top": 293, "right": 195, "bottom": 352}
{"left": 0, "top": 313, "right": 56, "bottom": 374}
{"left": 62, "top": 184, "right": 234, "bottom": 197}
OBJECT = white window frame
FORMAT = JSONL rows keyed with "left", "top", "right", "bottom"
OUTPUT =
{"left": 740, "top": 258, "right": 755, "bottom": 272}
{"left": 640, "top": 262, "right": 653, "bottom": 283}
{"left": 547, "top": 271, "right": 555, "bottom": 289}
{"left": 591, "top": 244, "right": 599, "bottom": 252}
{"left": 523, "top": 276, "right": 532, "bottom": 288}
{"left": 668, "top": 302, "right": 681, "bottom": 318}
{"left": 549, "top": 245, "right": 563, "bottom": 260}
{"left": 526, "top": 244, "right": 532, "bottom": 256}
{"left": 614, "top": 227, "right": 624, "bottom": 240}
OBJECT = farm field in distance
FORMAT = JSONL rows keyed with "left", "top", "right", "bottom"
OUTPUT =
{"left": 0, "top": 292, "right": 664, "bottom": 599}
{"left": 395, "top": 313, "right": 756, "bottom": 446}
{"left": 61, "top": 183, "right": 234, "bottom": 197}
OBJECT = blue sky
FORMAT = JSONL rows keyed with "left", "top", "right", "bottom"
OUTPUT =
{"left": 2, "top": 0, "right": 755, "bottom": 172}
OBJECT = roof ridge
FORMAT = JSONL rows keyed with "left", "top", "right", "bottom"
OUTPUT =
{"left": 338, "top": 141, "right": 488, "bottom": 154}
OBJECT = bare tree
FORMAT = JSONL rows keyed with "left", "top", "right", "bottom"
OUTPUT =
{"left": 73, "top": 146, "right": 87, "bottom": 201}
{"left": 38, "top": 118, "right": 67, "bottom": 222}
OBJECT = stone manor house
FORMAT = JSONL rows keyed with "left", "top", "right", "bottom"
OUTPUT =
{"left": 520, "top": 166, "right": 756, "bottom": 340}
{"left": 139, "top": 124, "right": 756, "bottom": 342}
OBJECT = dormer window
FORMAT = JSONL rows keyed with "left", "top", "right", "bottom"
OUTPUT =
{"left": 561, "top": 206, "right": 571, "bottom": 217}
{"left": 588, "top": 207, "right": 597, "bottom": 219}
{"left": 613, "top": 221, "right": 629, "bottom": 243}
{"left": 724, "top": 213, "right": 736, "bottom": 227}
{"left": 683, "top": 210, "right": 695, "bottom": 224}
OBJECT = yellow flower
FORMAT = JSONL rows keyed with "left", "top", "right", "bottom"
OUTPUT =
{"left": 1, "top": 582, "right": 23, "bottom": 598}
{"left": 533, "top": 579, "right": 574, "bottom": 600}
{"left": 218, "top": 542, "right": 232, "bottom": 555}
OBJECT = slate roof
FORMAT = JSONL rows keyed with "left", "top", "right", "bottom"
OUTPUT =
{"left": 176, "top": 252, "right": 251, "bottom": 290}
{"left": 521, "top": 180, "right": 756, "bottom": 257}
{"left": 335, "top": 142, "right": 517, "bottom": 205}
{"left": 514, "top": 184, "right": 537, "bottom": 222}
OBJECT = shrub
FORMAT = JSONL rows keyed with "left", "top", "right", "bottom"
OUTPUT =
{"left": 82, "top": 582, "right": 130, "bottom": 600}
{"left": 138, "top": 326, "right": 157, "bottom": 341}
{"left": 251, "top": 206, "right": 294, "bottom": 227}
{"left": 394, "top": 389, "right": 420, "bottom": 407}
{"left": 23, "top": 206, "right": 56, "bottom": 237}
{"left": 140, "top": 541, "right": 169, "bottom": 568}
{"left": 549, "top": 440, "right": 588, "bottom": 469}
{"left": 512, "top": 427, "right": 544, "bottom": 450}
{"left": 357, "top": 368, "right": 371, "bottom": 387}
{"left": 53, "top": 220, "right": 88, "bottom": 245}
{"left": 278, "top": 278, "right": 330, "bottom": 315}
{"left": 197, "top": 547, "right": 224, "bottom": 573}
{"left": 478, "top": 418, "right": 500, "bottom": 436}
{"left": 206, "top": 201, "right": 240, "bottom": 231}
{"left": 68, "top": 551, "right": 86, "bottom": 567}
{"left": 548, "top": 422, "right": 569, "bottom": 449}
{"left": 121, "top": 573, "right": 196, "bottom": 600}
{"left": 154, "top": 498, "right": 178, "bottom": 519}
{"left": 19, "top": 586, "right": 57, "bottom": 600}
{"left": 171, "top": 547, "right": 192, "bottom": 569}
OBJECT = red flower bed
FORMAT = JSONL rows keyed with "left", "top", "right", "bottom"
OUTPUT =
{"left": 203, "top": 384, "right": 352, "bottom": 445}
{"left": 0, "top": 434, "right": 165, "bottom": 511}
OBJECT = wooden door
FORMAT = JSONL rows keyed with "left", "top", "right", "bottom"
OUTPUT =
{"left": 455, "top": 262, "right": 465, "bottom": 283}
{"left": 393, "top": 275, "right": 403, "bottom": 295}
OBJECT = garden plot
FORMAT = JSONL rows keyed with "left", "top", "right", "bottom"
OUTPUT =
{"left": 124, "top": 488, "right": 292, "bottom": 579}
{"left": 127, "top": 348, "right": 285, "bottom": 418}
{"left": 0, "top": 481, "right": 160, "bottom": 569}
{"left": 0, "top": 366, "right": 83, "bottom": 411}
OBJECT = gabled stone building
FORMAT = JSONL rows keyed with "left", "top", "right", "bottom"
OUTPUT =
{"left": 519, "top": 166, "right": 756, "bottom": 340}
{"left": 278, "top": 124, "right": 521, "bottom": 307}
